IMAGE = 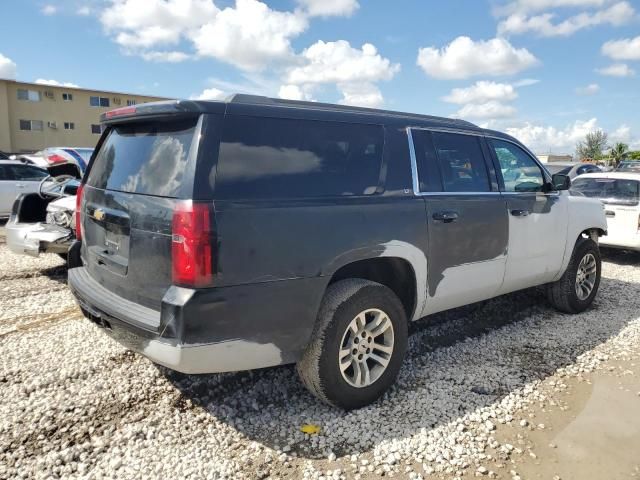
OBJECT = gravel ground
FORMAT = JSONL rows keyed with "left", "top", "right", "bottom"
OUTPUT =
{"left": 0, "top": 244, "right": 639, "bottom": 480}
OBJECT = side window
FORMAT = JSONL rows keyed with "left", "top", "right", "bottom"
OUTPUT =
{"left": 490, "top": 139, "right": 545, "bottom": 193}
{"left": 0, "top": 165, "right": 12, "bottom": 181}
{"left": 11, "top": 165, "right": 48, "bottom": 181}
{"left": 411, "top": 129, "right": 442, "bottom": 192}
{"left": 431, "top": 132, "right": 490, "bottom": 192}
{"left": 215, "top": 116, "right": 384, "bottom": 199}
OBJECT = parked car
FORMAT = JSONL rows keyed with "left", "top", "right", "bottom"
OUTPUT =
{"left": 6, "top": 175, "right": 80, "bottom": 258}
{"left": 616, "top": 160, "right": 640, "bottom": 173}
{"left": 68, "top": 96, "right": 607, "bottom": 409}
{"left": 571, "top": 172, "right": 640, "bottom": 251}
{"left": 0, "top": 161, "right": 50, "bottom": 218}
{"left": 545, "top": 161, "right": 602, "bottom": 178}
{"left": 17, "top": 147, "right": 93, "bottom": 177}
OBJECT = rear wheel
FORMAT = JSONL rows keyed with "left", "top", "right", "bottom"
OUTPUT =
{"left": 546, "top": 237, "right": 601, "bottom": 313}
{"left": 297, "top": 279, "right": 408, "bottom": 409}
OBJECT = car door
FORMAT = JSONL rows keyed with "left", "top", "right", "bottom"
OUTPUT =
{"left": 0, "top": 164, "right": 19, "bottom": 217}
{"left": 409, "top": 129, "right": 508, "bottom": 315}
{"left": 487, "top": 137, "right": 568, "bottom": 292}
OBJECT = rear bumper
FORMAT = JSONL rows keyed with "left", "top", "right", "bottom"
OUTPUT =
{"left": 68, "top": 266, "right": 323, "bottom": 374}
{"left": 6, "top": 218, "right": 72, "bottom": 257}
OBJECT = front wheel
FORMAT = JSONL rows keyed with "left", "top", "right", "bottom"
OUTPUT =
{"left": 296, "top": 279, "right": 408, "bottom": 409}
{"left": 547, "top": 237, "right": 601, "bottom": 313}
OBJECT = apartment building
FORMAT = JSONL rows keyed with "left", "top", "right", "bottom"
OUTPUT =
{"left": 0, "top": 79, "right": 169, "bottom": 153}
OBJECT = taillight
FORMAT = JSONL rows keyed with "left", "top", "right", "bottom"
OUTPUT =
{"left": 75, "top": 184, "right": 84, "bottom": 241}
{"left": 105, "top": 106, "right": 136, "bottom": 119}
{"left": 172, "top": 201, "right": 213, "bottom": 287}
{"left": 47, "top": 154, "right": 67, "bottom": 164}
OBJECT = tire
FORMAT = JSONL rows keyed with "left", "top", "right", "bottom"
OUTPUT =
{"left": 546, "top": 237, "right": 601, "bottom": 314}
{"left": 296, "top": 279, "right": 408, "bottom": 409}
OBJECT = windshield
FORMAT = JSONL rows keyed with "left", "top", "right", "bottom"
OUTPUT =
{"left": 617, "top": 161, "right": 640, "bottom": 172}
{"left": 86, "top": 119, "right": 198, "bottom": 197}
{"left": 571, "top": 177, "right": 640, "bottom": 206}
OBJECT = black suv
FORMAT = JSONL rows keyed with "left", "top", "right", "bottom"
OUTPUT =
{"left": 69, "top": 95, "right": 606, "bottom": 409}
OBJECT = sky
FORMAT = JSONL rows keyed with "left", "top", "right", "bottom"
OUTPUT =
{"left": 0, "top": 0, "right": 639, "bottom": 155}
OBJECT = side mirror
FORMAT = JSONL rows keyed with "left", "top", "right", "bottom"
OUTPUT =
{"left": 551, "top": 173, "right": 570, "bottom": 191}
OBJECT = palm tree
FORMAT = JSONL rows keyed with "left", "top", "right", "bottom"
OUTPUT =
{"left": 609, "top": 142, "right": 629, "bottom": 166}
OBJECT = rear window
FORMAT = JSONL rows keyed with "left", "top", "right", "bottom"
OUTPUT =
{"left": 215, "top": 116, "right": 384, "bottom": 199}
{"left": 86, "top": 119, "right": 198, "bottom": 197}
{"left": 571, "top": 177, "right": 640, "bottom": 206}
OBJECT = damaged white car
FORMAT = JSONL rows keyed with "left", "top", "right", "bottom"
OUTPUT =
{"left": 6, "top": 175, "right": 79, "bottom": 259}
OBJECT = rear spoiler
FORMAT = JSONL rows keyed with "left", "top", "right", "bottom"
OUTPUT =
{"left": 100, "top": 100, "right": 225, "bottom": 124}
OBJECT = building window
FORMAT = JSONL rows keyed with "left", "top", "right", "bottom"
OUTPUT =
{"left": 62, "top": 93, "right": 73, "bottom": 101}
{"left": 90, "top": 96, "right": 110, "bottom": 107}
{"left": 17, "top": 89, "right": 41, "bottom": 102}
{"left": 64, "top": 122, "right": 75, "bottom": 130}
{"left": 19, "top": 120, "right": 44, "bottom": 131}
{"left": 91, "top": 124, "right": 103, "bottom": 134}
{"left": 127, "top": 99, "right": 137, "bottom": 106}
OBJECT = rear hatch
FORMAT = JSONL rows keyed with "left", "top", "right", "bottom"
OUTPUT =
{"left": 571, "top": 176, "right": 640, "bottom": 239}
{"left": 81, "top": 116, "right": 201, "bottom": 311}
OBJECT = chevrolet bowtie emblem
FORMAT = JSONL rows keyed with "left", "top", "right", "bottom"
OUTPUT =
{"left": 94, "top": 209, "right": 106, "bottom": 221}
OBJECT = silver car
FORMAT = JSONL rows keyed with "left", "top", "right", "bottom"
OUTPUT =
{"left": 0, "top": 161, "right": 50, "bottom": 218}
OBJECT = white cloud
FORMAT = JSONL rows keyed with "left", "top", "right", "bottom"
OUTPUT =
{"left": 296, "top": 0, "right": 359, "bottom": 17}
{"left": 278, "top": 84, "right": 315, "bottom": 101}
{"left": 506, "top": 117, "right": 600, "bottom": 153}
{"left": 282, "top": 40, "right": 399, "bottom": 107}
{"left": 610, "top": 124, "right": 631, "bottom": 143}
{"left": 596, "top": 63, "right": 636, "bottom": 76}
{"left": 34, "top": 79, "right": 81, "bottom": 88}
{"left": 455, "top": 101, "right": 517, "bottom": 120}
{"left": 497, "top": 1, "right": 635, "bottom": 37}
{"left": 575, "top": 83, "right": 599, "bottom": 95}
{"left": 513, "top": 78, "right": 540, "bottom": 86}
{"left": 0, "top": 53, "right": 17, "bottom": 80}
{"left": 495, "top": 0, "right": 610, "bottom": 16}
{"left": 190, "top": 87, "right": 226, "bottom": 100}
{"left": 42, "top": 4, "right": 57, "bottom": 15}
{"left": 140, "top": 51, "right": 191, "bottom": 62}
{"left": 77, "top": 6, "right": 91, "bottom": 16}
{"left": 190, "top": 0, "right": 307, "bottom": 71}
{"left": 602, "top": 35, "right": 640, "bottom": 60}
{"left": 443, "top": 81, "right": 518, "bottom": 105}
{"left": 338, "top": 83, "right": 384, "bottom": 108}
{"left": 101, "top": 0, "right": 218, "bottom": 49}
{"left": 286, "top": 41, "right": 399, "bottom": 85}
{"left": 416, "top": 36, "right": 539, "bottom": 79}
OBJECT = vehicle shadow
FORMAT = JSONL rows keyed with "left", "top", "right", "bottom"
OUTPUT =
{"left": 600, "top": 247, "right": 640, "bottom": 266}
{"left": 160, "top": 274, "right": 639, "bottom": 461}
{"left": 40, "top": 260, "right": 68, "bottom": 285}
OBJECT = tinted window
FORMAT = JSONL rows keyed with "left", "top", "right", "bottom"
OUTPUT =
{"left": 411, "top": 130, "right": 442, "bottom": 192}
{"left": 577, "top": 165, "right": 600, "bottom": 175}
{"left": 0, "top": 165, "right": 13, "bottom": 180}
{"left": 571, "top": 178, "right": 639, "bottom": 206}
{"left": 86, "top": 119, "right": 197, "bottom": 197}
{"left": 11, "top": 164, "right": 49, "bottom": 181}
{"left": 491, "top": 139, "right": 545, "bottom": 192}
{"left": 215, "top": 116, "right": 384, "bottom": 199}
{"left": 431, "top": 132, "right": 490, "bottom": 192}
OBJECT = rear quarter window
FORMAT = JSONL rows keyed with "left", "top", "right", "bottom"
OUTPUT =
{"left": 86, "top": 119, "right": 198, "bottom": 197}
{"left": 215, "top": 116, "right": 384, "bottom": 199}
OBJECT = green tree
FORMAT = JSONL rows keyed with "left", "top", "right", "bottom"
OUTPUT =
{"left": 575, "top": 130, "right": 608, "bottom": 161}
{"left": 628, "top": 150, "right": 640, "bottom": 160}
{"left": 609, "top": 142, "right": 629, "bottom": 166}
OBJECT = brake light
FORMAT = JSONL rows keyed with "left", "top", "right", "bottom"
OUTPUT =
{"left": 47, "top": 154, "right": 67, "bottom": 164}
{"left": 172, "top": 201, "right": 213, "bottom": 287}
{"left": 75, "top": 184, "right": 84, "bottom": 241}
{"left": 105, "top": 106, "right": 136, "bottom": 119}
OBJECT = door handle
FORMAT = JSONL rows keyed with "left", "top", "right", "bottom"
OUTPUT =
{"left": 16, "top": 184, "right": 25, "bottom": 189}
{"left": 432, "top": 211, "right": 459, "bottom": 223}
{"left": 510, "top": 209, "right": 529, "bottom": 217}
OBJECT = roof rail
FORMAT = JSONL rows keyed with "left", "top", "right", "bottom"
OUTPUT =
{"left": 225, "top": 94, "right": 478, "bottom": 128}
